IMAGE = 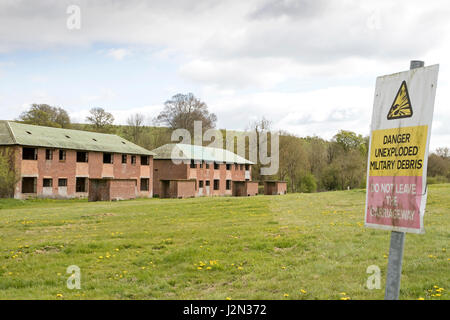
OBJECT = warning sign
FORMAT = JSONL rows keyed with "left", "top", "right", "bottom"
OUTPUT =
{"left": 369, "top": 125, "right": 427, "bottom": 176}
{"left": 387, "top": 81, "right": 413, "bottom": 120}
{"left": 365, "top": 65, "right": 439, "bottom": 234}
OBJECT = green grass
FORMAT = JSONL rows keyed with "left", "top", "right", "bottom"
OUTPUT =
{"left": 0, "top": 184, "right": 448, "bottom": 300}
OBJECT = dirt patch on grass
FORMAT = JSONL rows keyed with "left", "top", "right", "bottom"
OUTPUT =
{"left": 34, "top": 246, "right": 61, "bottom": 254}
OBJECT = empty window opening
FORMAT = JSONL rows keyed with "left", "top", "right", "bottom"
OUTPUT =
{"left": 103, "top": 153, "right": 113, "bottom": 164}
{"left": 76, "top": 151, "right": 88, "bottom": 163}
{"left": 122, "top": 154, "right": 127, "bottom": 164}
{"left": 141, "top": 156, "right": 149, "bottom": 166}
{"left": 206, "top": 163, "right": 210, "bottom": 169}
{"left": 226, "top": 180, "right": 231, "bottom": 190}
{"left": 45, "top": 149, "right": 53, "bottom": 160}
{"left": 199, "top": 181, "right": 204, "bottom": 188}
{"left": 22, "top": 177, "right": 37, "bottom": 193}
{"left": 76, "top": 177, "right": 87, "bottom": 192}
{"left": 245, "top": 164, "right": 250, "bottom": 170}
{"left": 43, "top": 178, "right": 53, "bottom": 188}
{"left": 59, "top": 150, "right": 66, "bottom": 161}
{"left": 205, "top": 180, "right": 210, "bottom": 186}
{"left": 213, "top": 179, "right": 220, "bottom": 190}
{"left": 131, "top": 155, "right": 136, "bottom": 165}
{"left": 22, "top": 147, "right": 37, "bottom": 160}
{"left": 140, "top": 178, "right": 149, "bottom": 191}
{"left": 190, "top": 159, "right": 196, "bottom": 168}
{"left": 214, "top": 162, "right": 220, "bottom": 170}
{"left": 58, "top": 178, "right": 68, "bottom": 187}
{"left": 226, "top": 164, "right": 231, "bottom": 170}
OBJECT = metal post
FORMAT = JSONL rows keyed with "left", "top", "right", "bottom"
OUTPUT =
{"left": 384, "top": 60, "right": 424, "bottom": 300}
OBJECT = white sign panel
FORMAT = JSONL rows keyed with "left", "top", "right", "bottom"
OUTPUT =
{"left": 365, "top": 65, "right": 439, "bottom": 234}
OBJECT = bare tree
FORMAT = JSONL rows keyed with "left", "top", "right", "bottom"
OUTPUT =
{"left": 125, "top": 113, "right": 145, "bottom": 144}
{"left": 436, "top": 147, "right": 450, "bottom": 158}
{"left": 155, "top": 93, "right": 217, "bottom": 134}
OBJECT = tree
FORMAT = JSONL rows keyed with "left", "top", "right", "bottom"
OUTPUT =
{"left": 86, "top": 107, "right": 114, "bottom": 132}
{"left": 19, "top": 104, "right": 71, "bottom": 128}
{"left": 436, "top": 147, "right": 450, "bottom": 159}
{"left": 155, "top": 93, "right": 217, "bottom": 135}
{"left": 0, "top": 148, "right": 20, "bottom": 198}
{"left": 247, "top": 117, "right": 272, "bottom": 182}
{"left": 427, "top": 153, "right": 449, "bottom": 177}
{"left": 125, "top": 113, "right": 145, "bottom": 144}
{"left": 278, "top": 133, "right": 309, "bottom": 192}
{"left": 332, "top": 130, "right": 367, "bottom": 154}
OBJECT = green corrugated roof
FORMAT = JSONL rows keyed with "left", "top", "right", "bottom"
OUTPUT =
{"left": 0, "top": 121, "right": 155, "bottom": 156}
{"left": 0, "top": 121, "right": 15, "bottom": 145}
{"left": 151, "top": 143, "right": 253, "bottom": 164}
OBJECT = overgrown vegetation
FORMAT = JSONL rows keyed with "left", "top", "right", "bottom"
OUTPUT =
{"left": 0, "top": 147, "right": 19, "bottom": 198}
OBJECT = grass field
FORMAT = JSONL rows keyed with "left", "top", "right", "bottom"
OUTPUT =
{"left": 0, "top": 184, "right": 448, "bottom": 300}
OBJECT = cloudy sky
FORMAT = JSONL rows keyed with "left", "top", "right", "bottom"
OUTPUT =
{"left": 0, "top": 0, "right": 449, "bottom": 149}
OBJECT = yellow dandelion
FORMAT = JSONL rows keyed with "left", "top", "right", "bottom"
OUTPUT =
{"left": 417, "top": 297, "right": 425, "bottom": 300}
{"left": 300, "top": 289, "right": 307, "bottom": 294}
{"left": 339, "top": 292, "right": 347, "bottom": 296}
{"left": 283, "top": 293, "right": 289, "bottom": 297}
{"left": 56, "top": 293, "right": 63, "bottom": 298}
{"left": 226, "top": 297, "right": 232, "bottom": 300}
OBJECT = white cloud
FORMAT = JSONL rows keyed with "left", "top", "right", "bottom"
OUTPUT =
{"left": 106, "top": 48, "right": 131, "bottom": 60}
{"left": 1, "top": 0, "right": 450, "bottom": 149}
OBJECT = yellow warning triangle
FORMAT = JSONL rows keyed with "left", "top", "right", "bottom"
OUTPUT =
{"left": 387, "top": 81, "right": 413, "bottom": 119}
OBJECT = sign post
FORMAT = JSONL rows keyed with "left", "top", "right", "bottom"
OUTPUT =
{"left": 364, "top": 61, "right": 439, "bottom": 300}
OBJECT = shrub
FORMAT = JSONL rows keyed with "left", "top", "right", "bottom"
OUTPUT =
{"left": 300, "top": 173, "right": 317, "bottom": 193}
{"left": 0, "top": 148, "right": 19, "bottom": 198}
{"left": 427, "top": 175, "right": 449, "bottom": 185}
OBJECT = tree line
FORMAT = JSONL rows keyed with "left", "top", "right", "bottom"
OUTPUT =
{"left": 1, "top": 94, "right": 449, "bottom": 197}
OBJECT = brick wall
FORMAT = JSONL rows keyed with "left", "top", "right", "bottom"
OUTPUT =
{"left": 109, "top": 179, "right": 137, "bottom": 200}
{"left": 154, "top": 159, "right": 252, "bottom": 197}
{"left": 153, "top": 159, "right": 188, "bottom": 196}
{"left": 264, "top": 181, "right": 287, "bottom": 195}
{"left": 246, "top": 181, "right": 259, "bottom": 196}
{"left": 13, "top": 146, "right": 153, "bottom": 199}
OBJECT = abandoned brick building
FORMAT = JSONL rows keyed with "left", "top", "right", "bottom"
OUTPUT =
{"left": 151, "top": 143, "right": 258, "bottom": 198}
{"left": 0, "top": 121, "right": 155, "bottom": 200}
